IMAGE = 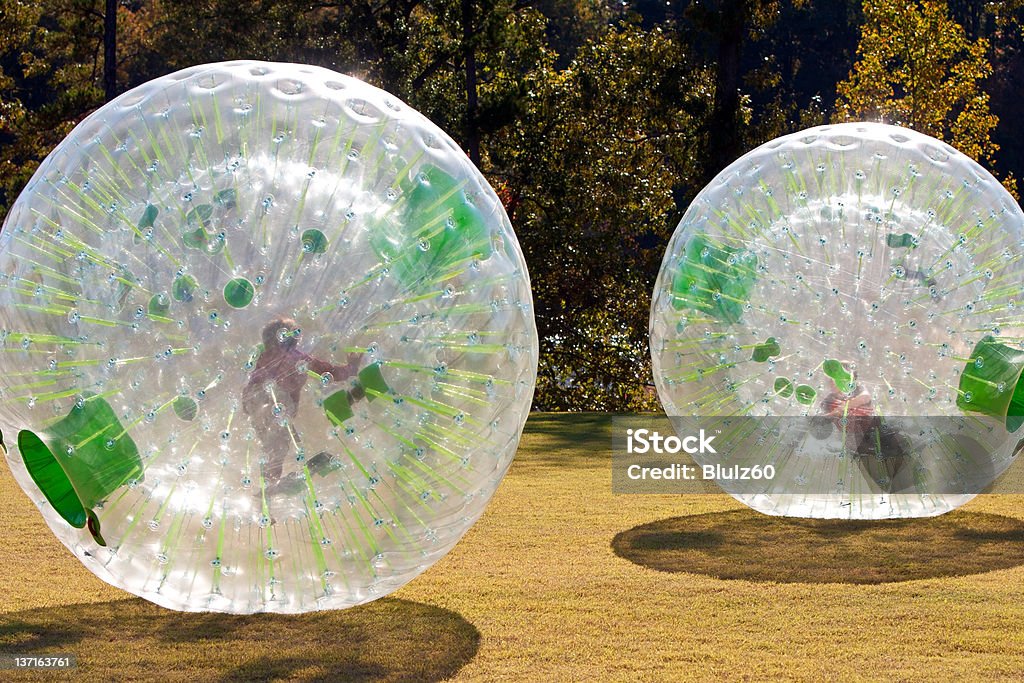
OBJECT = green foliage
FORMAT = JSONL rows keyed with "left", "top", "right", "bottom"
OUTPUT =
{"left": 0, "top": 0, "right": 44, "bottom": 213}
{"left": 490, "top": 26, "right": 711, "bottom": 410}
{"left": 397, "top": 1, "right": 553, "bottom": 155}
{"left": 730, "top": 0, "right": 853, "bottom": 146}
{"left": 0, "top": 0, "right": 166, "bottom": 214}
{"left": 157, "top": 1, "right": 357, "bottom": 68}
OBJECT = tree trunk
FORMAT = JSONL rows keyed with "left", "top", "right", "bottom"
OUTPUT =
{"left": 462, "top": 0, "right": 480, "bottom": 165}
{"left": 103, "top": 0, "right": 117, "bottom": 101}
{"left": 707, "top": 0, "right": 748, "bottom": 177}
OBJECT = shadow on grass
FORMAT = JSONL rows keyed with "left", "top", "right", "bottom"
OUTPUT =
{"left": 516, "top": 413, "right": 613, "bottom": 469}
{"left": 0, "top": 597, "right": 479, "bottom": 682}
{"left": 612, "top": 509, "right": 1024, "bottom": 584}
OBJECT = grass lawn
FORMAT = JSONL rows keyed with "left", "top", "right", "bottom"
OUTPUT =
{"left": 4, "top": 412, "right": 1024, "bottom": 681}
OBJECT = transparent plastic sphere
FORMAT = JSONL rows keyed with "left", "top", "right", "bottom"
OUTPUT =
{"left": 0, "top": 61, "right": 537, "bottom": 612}
{"left": 651, "top": 123, "right": 1024, "bottom": 519}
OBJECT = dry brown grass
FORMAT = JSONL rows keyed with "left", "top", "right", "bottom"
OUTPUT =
{"left": 4, "top": 413, "right": 1024, "bottom": 681}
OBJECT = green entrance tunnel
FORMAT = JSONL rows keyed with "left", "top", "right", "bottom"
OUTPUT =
{"left": 16, "top": 393, "right": 143, "bottom": 545}
{"left": 958, "top": 336, "right": 1024, "bottom": 433}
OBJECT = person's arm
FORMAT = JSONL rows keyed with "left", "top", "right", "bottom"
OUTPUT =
{"left": 301, "top": 352, "right": 360, "bottom": 381}
{"left": 299, "top": 352, "right": 368, "bottom": 402}
{"left": 330, "top": 355, "right": 361, "bottom": 380}
{"left": 327, "top": 355, "right": 365, "bottom": 402}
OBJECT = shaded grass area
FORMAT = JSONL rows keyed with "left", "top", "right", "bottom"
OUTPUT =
{"left": 4, "top": 413, "right": 1024, "bottom": 680}
{"left": 0, "top": 598, "right": 478, "bottom": 682}
{"left": 506, "top": 412, "right": 612, "bottom": 470}
{"left": 613, "top": 509, "right": 1024, "bottom": 584}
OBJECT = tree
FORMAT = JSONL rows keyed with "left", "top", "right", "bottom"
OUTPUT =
{"left": 676, "top": 0, "right": 822, "bottom": 180}
{"left": 104, "top": 0, "right": 117, "bottom": 99}
{"left": 698, "top": 0, "right": 750, "bottom": 175}
{"left": 388, "top": 0, "right": 552, "bottom": 173}
{"left": 0, "top": 0, "right": 44, "bottom": 214}
{"left": 0, "top": 0, "right": 166, "bottom": 217}
{"left": 490, "top": 25, "right": 712, "bottom": 410}
{"left": 835, "top": 0, "right": 1004, "bottom": 172}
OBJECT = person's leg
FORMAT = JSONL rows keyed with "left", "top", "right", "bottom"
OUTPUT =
{"left": 258, "top": 420, "right": 291, "bottom": 483}
{"left": 854, "top": 419, "right": 908, "bottom": 492}
{"left": 245, "top": 377, "right": 300, "bottom": 485}
{"left": 265, "top": 405, "right": 309, "bottom": 495}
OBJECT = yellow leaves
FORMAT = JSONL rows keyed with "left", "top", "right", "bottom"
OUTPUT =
{"left": 1001, "top": 172, "right": 1019, "bottom": 200}
{"left": 836, "top": 0, "right": 1001, "bottom": 168}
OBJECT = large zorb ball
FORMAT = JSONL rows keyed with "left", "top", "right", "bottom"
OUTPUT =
{"left": 650, "top": 123, "right": 1024, "bottom": 519}
{"left": 0, "top": 61, "right": 537, "bottom": 612}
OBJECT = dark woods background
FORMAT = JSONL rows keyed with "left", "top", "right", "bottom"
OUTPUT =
{"left": 2, "top": 0, "right": 1023, "bottom": 411}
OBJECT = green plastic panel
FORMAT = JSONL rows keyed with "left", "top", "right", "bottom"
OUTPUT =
{"left": 670, "top": 234, "right": 758, "bottom": 323}
{"left": 369, "top": 165, "right": 493, "bottom": 289}
{"left": 358, "top": 364, "right": 390, "bottom": 401}
{"left": 324, "top": 390, "right": 354, "bottom": 425}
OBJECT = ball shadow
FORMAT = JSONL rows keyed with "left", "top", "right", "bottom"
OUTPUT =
{"left": 0, "top": 596, "right": 479, "bottom": 682}
{"left": 612, "top": 509, "right": 1024, "bottom": 584}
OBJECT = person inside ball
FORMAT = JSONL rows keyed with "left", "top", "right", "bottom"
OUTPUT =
{"left": 820, "top": 360, "right": 912, "bottom": 491}
{"left": 242, "top": 316, "right": 364, "bottom": 487}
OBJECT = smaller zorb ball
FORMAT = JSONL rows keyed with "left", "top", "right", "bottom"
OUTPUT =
{"left": 650, "top": 123, "right": 1024, "bottom": 519}
{"left": 0, "top": 61, "right": 537, "bottom": 612}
